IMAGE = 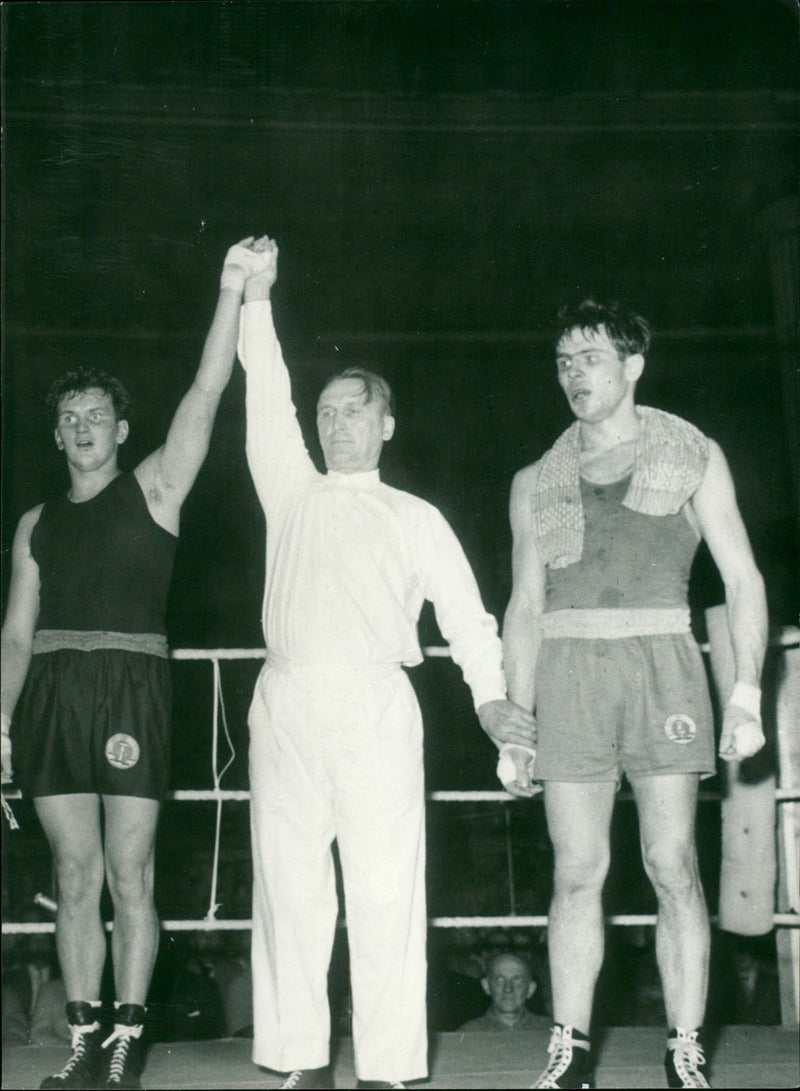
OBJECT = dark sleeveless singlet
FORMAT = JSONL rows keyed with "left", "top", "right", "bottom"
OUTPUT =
{"left": 544, "top": 473, "right": 700, "bottom": 613}
{"left": 535, "top": 473, "right": 716, "bottom": 782}
{"left": 15, "top": 473, "right": 178, "bottom": 798}
{"left": 31, "top": 472, "right": 177, "bottom": 635}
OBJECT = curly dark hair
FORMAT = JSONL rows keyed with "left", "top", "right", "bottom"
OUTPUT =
{"left": 46, "top": 367, "right": 132, "bottom": 425}
{"left": 555, "top": 298, "right": 652, "bottom": 359}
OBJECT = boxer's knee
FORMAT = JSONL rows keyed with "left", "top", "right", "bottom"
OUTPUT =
{"left": 55, "top": 847, "right": 105, "bottom": 910}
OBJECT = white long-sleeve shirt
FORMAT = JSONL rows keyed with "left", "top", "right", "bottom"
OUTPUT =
{"left": 238, "top": 300, "right": 506, "bottom": 710}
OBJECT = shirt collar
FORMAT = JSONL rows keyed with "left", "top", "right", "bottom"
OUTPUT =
{"left": 324, "top": 469, "right": 381, "bottom": 489}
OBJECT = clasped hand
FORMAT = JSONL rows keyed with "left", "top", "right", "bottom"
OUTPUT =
{"left": 477, "top": 698, "right": 536, "bottom": 749}
{"left": 477, "top": 700, "right": 540, "bottom": 797}
{"left": 718, "top": 702, "right": 765, "bottom": 761}
{"left": 221, "top": 235, "right": 278, "bottom": 293}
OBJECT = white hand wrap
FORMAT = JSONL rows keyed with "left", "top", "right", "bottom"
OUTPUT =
{"left": 727, "top": 681, "right": 761, "bottom": 720}
{"left": 220, "top": 244, "right": 274, "bottom": 293}
{"left": 727, "top": 682, "right": 765, "bottom": 758}
{"left": 731, "top": 721, "right": 765, "bottom": 758}
{"left": 497, "top": 743, "right": 537, "bottom": 788}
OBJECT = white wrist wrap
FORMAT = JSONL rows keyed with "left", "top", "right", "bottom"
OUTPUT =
{"left": 728, "top": 682, "right": 762, "bottom": 720}
{"left": 220, "top": 266, "right": 247, "bottom": 293}
{"left": 497, "top": 743, "right": 536, "bottom": 786}
{"left": 1, "top": 712, "right": 10, "bottom": 737}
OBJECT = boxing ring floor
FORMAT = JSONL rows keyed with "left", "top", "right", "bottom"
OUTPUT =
{"left": 3, "top": 1026, "right": 799, "bottom": 1089}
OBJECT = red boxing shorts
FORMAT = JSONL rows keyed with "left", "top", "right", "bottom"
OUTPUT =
{"left": 535, "top": 630, "right": 715, "bottom": 782}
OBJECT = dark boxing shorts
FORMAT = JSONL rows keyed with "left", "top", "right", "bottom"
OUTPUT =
{"left": 535, "top": 618, "right": 715, "bottom": 783}
{"left": 12, "top": 636, "right": 172, "bottom": 800}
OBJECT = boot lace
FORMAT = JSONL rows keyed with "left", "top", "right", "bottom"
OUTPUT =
{"left": 533, "top": 1025, "right": 571, "bottom": 1088}
{"left": 532, "top": 1025, "right": 591, "bottom": 1089}
{"left": 281, "top": 1074, "right": 306, "bottom": 1089}
{"left": 54, "top": 1021, "right": 100, "bottom": 1079}
{"left": 668, "top": 1030, "right": 709, "bottom": 1089}
{"left": 102, "top": 1023, "right": 143, "bottom": 1084}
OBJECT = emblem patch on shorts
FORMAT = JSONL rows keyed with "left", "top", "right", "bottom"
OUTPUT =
{"left": 105, "top": 733, "right": 141, "bottom": 770}
{"left": 664, "top": 714, "right": 697, "bottom": 744}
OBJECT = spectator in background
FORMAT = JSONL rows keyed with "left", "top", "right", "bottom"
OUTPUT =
{"left": 458, "top": 951, "right": 550, "bottom": 1033}
{"left": 3, "top": 980, "right": 30, "bottom": 1045}
{"left": 164, "top": 933, "right": 225, "bottom": 1042}
{"left": 30, "top": 977, "right": 71, "bottom": 1046}
{"left": 2, "top": 923, "right": 61, "bottom": 1043}
{"left": 210, "top": 933, "right": 254, "bottom": 1039}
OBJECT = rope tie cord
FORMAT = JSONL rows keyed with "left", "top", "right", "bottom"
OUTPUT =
{"left": 204, "top": 658, "right": 236, "bottom": 922}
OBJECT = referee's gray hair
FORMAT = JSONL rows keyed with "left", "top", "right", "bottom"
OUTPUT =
{"left": 321, "top": 367, "right": 395, "bottom": 417}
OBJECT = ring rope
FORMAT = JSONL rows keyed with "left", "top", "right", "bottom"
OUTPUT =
{"left": 4, "top": 787, "right": 799, "bottom": 802}
{"left": 166, "top": 631, "right": 800, "bottom": 661}
{"left": 169, "top": 787, "right": 800, "bottom": 802}
{"left": 4, "top": 632, "right": 798, "bottom": 949}
{"left": 5, "top": 913, "right": 799, "bottom": 935}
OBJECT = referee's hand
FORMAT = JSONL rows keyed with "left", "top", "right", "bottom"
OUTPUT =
{"left": 478, "top": 699, "right": 537, "bottom": 749}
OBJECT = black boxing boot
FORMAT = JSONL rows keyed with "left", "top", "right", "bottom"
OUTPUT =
{"left": 102, "top": 1003, "right": 147, "bottom": 1089}
{"left": 531, "top": 1024, "right": 593, "bottom": 1089}
{"left": 40, "top": 1000, "right": 104, "bottom": 1089}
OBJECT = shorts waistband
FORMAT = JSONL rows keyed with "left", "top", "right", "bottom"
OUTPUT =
{"left": 540, "top": 607, "right": 691, "bottom": 640}
{"left": 265, "top": 649, "right": 402, "bottom": 677}
{"left": 33, "top": 629, "right": 169, "bottom": 658}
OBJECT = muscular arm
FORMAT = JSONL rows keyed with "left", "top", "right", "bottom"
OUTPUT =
{"left": 1, "top": 507, "right": 43, "bottom": 778}
{"left": 484, "top": 466, "right": 546, "bottom": 797}
{"left": 503, "top": 465, "right": 547, "bottom": 714}
{"left": 135, "top": 241, "right": 261, "bottom": 533}
{"left": 691, "top": 439, "right": 768, "bottom": 756}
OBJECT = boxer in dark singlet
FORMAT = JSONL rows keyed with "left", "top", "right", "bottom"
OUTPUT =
{"left": 1, "top": 239, "right": 273, "bottom": 1089}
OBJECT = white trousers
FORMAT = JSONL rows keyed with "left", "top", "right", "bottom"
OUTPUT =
{"left": 248, "top": 658, "right": 428, "bottom": 1082}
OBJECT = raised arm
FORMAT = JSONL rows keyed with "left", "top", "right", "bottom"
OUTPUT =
{"left": 690, "top": 439, "right": 769, "bottom": 759}
{"left": 1, "top": 506, "right": 43, "bottom": 782}
{"left": 135, "top": 239, "right": 271, "bottom": 533}
{"left": 238, "top": 238, "right": 317, "bottom": 516}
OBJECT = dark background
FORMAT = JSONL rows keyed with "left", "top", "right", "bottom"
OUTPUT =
{"left": 2, "top": 0, "right": 797, "bottom": 1030}
{"left": 3, "top": 0, "right": 798, "bottom": 785}
{"left": 2, "top": 1, "right": 797, "bottom": 640}
{"left": 2, "top": 0, "right": 798, "bottom": 808}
